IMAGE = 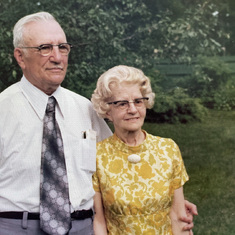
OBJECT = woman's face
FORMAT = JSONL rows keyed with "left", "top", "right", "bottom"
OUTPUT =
{"left": 106, "top": 83, "right": 146, "bottom": 135}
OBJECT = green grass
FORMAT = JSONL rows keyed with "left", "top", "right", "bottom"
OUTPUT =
{"left": 143, "top": 110, "right": 235, "bottom": 235}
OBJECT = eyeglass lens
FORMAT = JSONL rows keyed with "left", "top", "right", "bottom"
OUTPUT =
{"left": 39, "top": 43, "right": 71, "bottom": 56}
{"left": 113, "top": 98, "right": 148, "bottom": 109}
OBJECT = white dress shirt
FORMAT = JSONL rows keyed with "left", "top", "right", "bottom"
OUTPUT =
{"left": 0, "top": 76, "right": 112, "bottom": 213}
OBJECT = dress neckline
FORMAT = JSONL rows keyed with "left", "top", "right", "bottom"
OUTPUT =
{"left": 111, "top": 130, "right": 149, "bottom": 154}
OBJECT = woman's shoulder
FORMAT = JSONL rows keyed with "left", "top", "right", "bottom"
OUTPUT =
{"left": 145, "top": 131, "right": 176, "bottom": 145}
{"left": 97, "top": 134, "right": 114, "bottom": 148}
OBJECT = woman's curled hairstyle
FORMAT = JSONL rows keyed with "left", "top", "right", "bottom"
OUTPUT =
{"left": 91, "top": 65, "right": 155, "bottom": 118}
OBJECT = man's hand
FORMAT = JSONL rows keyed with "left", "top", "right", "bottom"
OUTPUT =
{"left": 181, "top": 200, "right": 198, "bottom": 234}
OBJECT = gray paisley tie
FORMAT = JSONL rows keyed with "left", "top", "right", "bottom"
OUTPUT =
{"left": 40, "top": 96, "right": 71, "bottom": 235}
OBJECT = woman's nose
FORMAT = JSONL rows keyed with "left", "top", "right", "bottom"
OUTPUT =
{"left": 127, "top": 102, "right": 138, "bottom": 113}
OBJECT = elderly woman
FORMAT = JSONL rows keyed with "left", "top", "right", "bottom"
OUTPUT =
{"left": 91, "top": 65, "right": 196, "bottom": 234}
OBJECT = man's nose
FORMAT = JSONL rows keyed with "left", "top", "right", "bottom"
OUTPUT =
{"left": 49, "top": 46, "right": 63, "bottom": 62}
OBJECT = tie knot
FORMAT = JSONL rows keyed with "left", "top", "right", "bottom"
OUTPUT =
{"left": 46, "top": 96, "right": 56, "bottom": 113}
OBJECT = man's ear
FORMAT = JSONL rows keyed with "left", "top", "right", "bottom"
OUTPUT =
{"left": 14, "top": 48, "right": 26, "bottom": 69}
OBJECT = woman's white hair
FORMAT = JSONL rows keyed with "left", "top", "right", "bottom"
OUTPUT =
{"left": 13, "top": 12, "right": 56, "bottom": 48}
{"left": 91, "top": 65, "right": 155, "bottom": 118}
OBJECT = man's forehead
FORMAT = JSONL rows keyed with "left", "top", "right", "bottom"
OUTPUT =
{"left": 23, "top": 20, "right": 66, "bottom": 44}
{"left": 24, "top": 20, "right": 61, "bottom": 32}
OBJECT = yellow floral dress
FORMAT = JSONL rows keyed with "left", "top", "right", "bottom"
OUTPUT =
{"left": 93, "top": 131, "right": 188, "bottom": 235}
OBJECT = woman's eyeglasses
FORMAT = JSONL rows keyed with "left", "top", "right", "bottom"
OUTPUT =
{"left": 107, "top": 97, "right": 149, "bottom": 110}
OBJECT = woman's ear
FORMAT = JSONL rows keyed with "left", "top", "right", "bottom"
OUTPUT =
{"left": 105, "top": 111, "right": 113, "bottom": 122}
{"left": 14, "top": 48, "right": 26, "bottom": 69}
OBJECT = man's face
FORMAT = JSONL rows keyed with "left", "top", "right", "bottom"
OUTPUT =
{"left": 15, "top": 20, "right": 69, "bottom": 95}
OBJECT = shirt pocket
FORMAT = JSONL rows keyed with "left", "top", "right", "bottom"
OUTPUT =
{"left": 80, "top": 138, "right": 96, "bottom": 172}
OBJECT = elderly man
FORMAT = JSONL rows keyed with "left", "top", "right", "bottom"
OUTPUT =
{"left": 0, "top": 12, "right": 197, "bottom": 235}
{"left": 0, "top": 12, "right": 112, "bottom": 235}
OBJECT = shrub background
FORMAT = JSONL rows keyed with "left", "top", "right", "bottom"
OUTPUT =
{"left": 1, "top": 0, "right": 235, "bottom": 124}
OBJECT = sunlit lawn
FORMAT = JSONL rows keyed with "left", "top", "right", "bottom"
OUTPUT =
{"left": 143, "top": 110, "right": 235, "bottom": 235}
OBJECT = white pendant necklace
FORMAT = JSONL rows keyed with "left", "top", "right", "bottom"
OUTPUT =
{"left": 127, "top": 154, "right": 141, "bottom": 163}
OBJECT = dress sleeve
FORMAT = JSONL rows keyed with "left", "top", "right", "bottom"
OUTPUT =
{"left": 170, "top": 140, "right": 189, "bottom": 194}
{"left": 93, "top": 143, "right": 101, "bottom": 192}
{"left": 92, "top": 171, "right": 100, "bottom": 192}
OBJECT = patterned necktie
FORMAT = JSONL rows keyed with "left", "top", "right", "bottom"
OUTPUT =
{"left": 40, "top": 96, "right": 71, "bottom": 235}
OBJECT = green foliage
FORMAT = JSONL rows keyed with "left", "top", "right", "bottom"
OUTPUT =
{"left": 145, "top": 69, "right": 207, "bottom": 123}
{"left": 146, "top": 2, "right": 227, "bottom": 63}
{"left": 181, "top": 56, "right": 233, "bottom": 110}
{"left": 0, "top": 0, "right": 233, "bottom": 123}
{"left": 150, "top": 88, "right": 207, "bottom": 123}
{"left": 0, "top": 0, "right": 229, "bottom": 96}
{"left": 217, "top": 0, "right": 235, "bottom": 54}
{"left": 60, "top": 0, "right": 152, "bottom": 97}
{"left": 0, "top": 7, "right": 18, "bottom": 90}
{"left": 149, "top": 56, "right": 234, "bottom": 115}
{"left": 0, "top": 0, "right": 153, "bottom": 97}
{"left": 205, "top": 67, "right": 235, "bottom": 111}
{"left": 204, "top": 85, "right": 235, "bottom": 111}
{"left": 189, "top": 56, "right": 231, "bottom": 97}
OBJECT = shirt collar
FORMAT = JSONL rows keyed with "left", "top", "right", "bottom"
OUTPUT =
{"left": 19, "top": 76, "right": 65, "bottom": 120}
{"left": 52, "top": 86, "right": 65, "bottom": 119}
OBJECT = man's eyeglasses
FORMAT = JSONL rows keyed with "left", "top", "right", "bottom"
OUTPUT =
{"left": 20, "top": 43, "right": 72, "bottom": 56}
{"left": 107, "top": 97, "right": 149, "bottom": 110}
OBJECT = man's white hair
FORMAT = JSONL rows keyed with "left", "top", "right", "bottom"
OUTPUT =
{"left": 13, "top": 12, "right": 56, "bottom": 48}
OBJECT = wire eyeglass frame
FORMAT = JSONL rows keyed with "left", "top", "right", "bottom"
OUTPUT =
{"left": 20, "top": 43, "right": 72, "bottom": 56}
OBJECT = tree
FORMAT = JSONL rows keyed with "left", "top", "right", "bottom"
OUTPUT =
{"left": 0, "top": 0, "right": 230, "bottom": 98}
{"left": 0, "top": 0, "right": 151, "bottom": 97}
{"left": 144, "top": 1, "right": 228, "bottom": 63}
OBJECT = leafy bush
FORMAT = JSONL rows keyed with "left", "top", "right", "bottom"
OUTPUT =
{"left": 186, "top": 56, "right": 231, "bottom": 98}
{"left": 203, "top": 86, "right": 235, "bottom": 111}
{"left": 0, "top": 0, "right": 228, "bottom": 95}
{"left": 145, "top": 72, "right": 207, "bottom": 123}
